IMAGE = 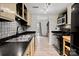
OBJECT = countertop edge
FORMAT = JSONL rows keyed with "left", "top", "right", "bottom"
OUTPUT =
{"left": 0, "top": 31, "right": 36, "bottom": 45}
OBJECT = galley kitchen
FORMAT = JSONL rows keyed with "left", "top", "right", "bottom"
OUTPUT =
{"left": 0, "top": 3, "right": 79, "bottom": 56}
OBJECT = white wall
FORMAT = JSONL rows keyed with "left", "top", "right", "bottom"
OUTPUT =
{"left": 49, "top": 15, "right": 58, "bottom": 45}
{"left": 67, "top": 4, "right": 72, "bottom": 25}
{"left": 27, "top": 14, "right": 49, "bottom": 35}
{"left": 26, "top": 15, "right": 38, "bottom": 31}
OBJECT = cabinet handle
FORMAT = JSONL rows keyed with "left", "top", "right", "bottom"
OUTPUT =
{"left": 26, "top": 54, "right": 29, "bottom": 56}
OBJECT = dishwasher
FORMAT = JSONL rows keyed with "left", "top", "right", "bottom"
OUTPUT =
{"left": 53, "top": 33, "right": 63, "bottom": 55}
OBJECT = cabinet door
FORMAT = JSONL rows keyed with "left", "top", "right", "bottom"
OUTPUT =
{"left": 32, "top": 37, "right": 35, "bottom": 55}
{"left": 63, "top": 36, "right": 70, "bottom": 56}
{"left": 0, "top": 3, "right": 16, "bottom": 21}
{"left": 30, "top": 36, "right": 35, "bottom": 56}
{"left": 23, "top": 46, "right": 30, "bottom": 56}
{"left": 23, "top": 36, "right": 35, "bottom": 56}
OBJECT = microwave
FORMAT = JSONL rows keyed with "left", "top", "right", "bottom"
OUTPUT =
{"left": 57, "top": 14, "right": 67, "bottom": 25}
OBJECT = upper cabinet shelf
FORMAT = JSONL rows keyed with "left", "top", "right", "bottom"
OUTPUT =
{"left": 0, "top": 3, "right": 16, "bottom": 22}
{"left": 16, "top": 3, "right": 27, "bottom": 23}
{"left": 0, "top": 3, "right": 32, "bottom": 26}
{"left": 16, "top": 3, "right": 32, "bottom": 26}
{"left": 16, "top": 3, "right": 22, "bottom": 17}
{"left": 0, "top": 3, "right": 27, "bottom": 23}
{"left": 24, "top": 4, "right": 27, "bottom": 20}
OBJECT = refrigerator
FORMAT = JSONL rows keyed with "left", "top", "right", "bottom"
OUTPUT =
{"left": 71, "top": 3, "right": 79, "bottom": 55}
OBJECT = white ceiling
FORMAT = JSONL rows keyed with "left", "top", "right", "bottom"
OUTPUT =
{"left": 25, "top": 3, "right": 70, "bottom": 15}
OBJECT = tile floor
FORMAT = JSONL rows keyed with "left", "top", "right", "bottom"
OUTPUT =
{"left": 34, "top": 36, "right": 60, "bottom": 56}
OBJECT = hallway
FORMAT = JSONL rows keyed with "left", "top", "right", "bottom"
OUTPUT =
{"left": 34, "top": 36, "right": 59, "bottom": 56}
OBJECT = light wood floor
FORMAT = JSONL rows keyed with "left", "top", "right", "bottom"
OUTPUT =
{"left": 34, "top": 36, "right": 59, "bottom": 56}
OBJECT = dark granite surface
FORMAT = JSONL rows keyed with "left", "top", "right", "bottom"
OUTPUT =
{"left": 0, "top": 42, "right": 29, "bottom": 56}
{"left": 0, "top": 31, "right": 36, "bottom": 56}
{"left": 51, "top": 31, "right": 71, "bottom": 36}
{"left": 0, "top": 31, "right": 36, "bottom": 45}
{"left": 0, "top": 35, "right": 33, "bottom": 56}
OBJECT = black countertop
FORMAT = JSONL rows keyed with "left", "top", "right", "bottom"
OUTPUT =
{"left": 0, "top": 31, "right": 36, "bottom": 56}
{"left": 51, "top": 31, "right": 71, "bottom": 36}
{"left": 0, "top": 34, "right": 34, "bottom": 56}
{"left": 0, "top": 42, "right": 29, "bottom": 56}
{"left": 0, "top": 31, "right": 36, "bottom": 45}
{"left": 51, "top": 31, "right": 79, "bottom": 34}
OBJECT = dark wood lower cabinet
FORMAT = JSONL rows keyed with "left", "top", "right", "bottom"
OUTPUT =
{"left": 63, "top": 36, "right": 70, "bottom": 56}
{"left": 23, "top": 36, "right": 35, "bottom": 56}
{"left": 65, "top": 47, "right": 70, "bottom": 56}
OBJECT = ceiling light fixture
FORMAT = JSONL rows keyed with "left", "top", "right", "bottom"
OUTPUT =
{"left": 42, "top": 3, "right": 51, "bottom": 14}
{"left": 46, "top": 3, "right": 51, "bottom": 8}
{"left": 32, "top": 6, "right": 39, "bottom": 8}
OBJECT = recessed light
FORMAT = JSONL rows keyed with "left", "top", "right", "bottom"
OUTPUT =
{"left": 32, "top": 6, "right": 39, "bottom": 8}
{"left": 48, "top": 3, "right": 51, "bottom": 5}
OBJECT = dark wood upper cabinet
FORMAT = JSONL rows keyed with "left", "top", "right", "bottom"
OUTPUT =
{"left": 16, "top": 3, "right": 23, "bottom": 17}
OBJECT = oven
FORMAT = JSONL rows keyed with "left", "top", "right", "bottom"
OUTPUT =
{"left": 53, "top": 33, "right": 63, "bottom": 55}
